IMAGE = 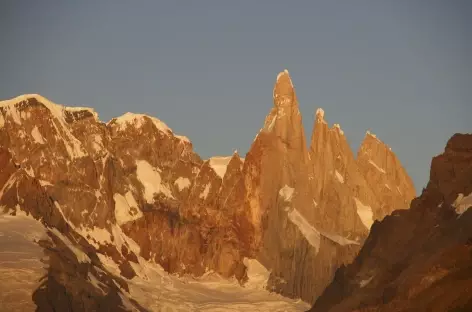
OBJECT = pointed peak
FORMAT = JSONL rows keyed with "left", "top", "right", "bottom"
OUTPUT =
{"left": 332, "top": 123, "right": 344, "bottom": 135}
{"left": 365, "top": 130, "right": 377, "bottom": 139}
{"left": 363, "top": 130, "right": 393, "bottom": 151}
{"left": 273, "top": 69, "right": 296, "bottom": 107}
{"left": 276, "top": 69, "right": 291, "bottom": 81}
{"left": 365, "top": 130, "right": 383, "bottom": 144}
{"left": 314, "top": 108, "right": 327, "bottom": 126}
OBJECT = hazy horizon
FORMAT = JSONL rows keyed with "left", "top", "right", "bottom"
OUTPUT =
{"left": 2, "top": 1, "right": 471, "bottom": 192}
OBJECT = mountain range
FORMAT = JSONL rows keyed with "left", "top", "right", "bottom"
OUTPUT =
{"left": 1, "top": 70, "right": 468, "bottom": 311}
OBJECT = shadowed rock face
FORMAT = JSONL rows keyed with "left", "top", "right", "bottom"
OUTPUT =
{"left": 309, "top": 133, "right": 472, "bottom": 312}
{"left": 32, "top": 231, "right": 148, "bottom": 312}
{"left": 0, "top": 70, "right": 415, "bottom": 309}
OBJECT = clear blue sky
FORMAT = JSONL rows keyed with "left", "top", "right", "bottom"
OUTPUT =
{"left": 1, "top": 1, "right": 471, "bottom": 192}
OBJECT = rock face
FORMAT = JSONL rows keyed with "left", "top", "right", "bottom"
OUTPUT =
{"left": 0, "top": 70, "right": 415, "bottom": 309}
{"left": 309, "top": 133, "right": 472, "bottom": 312}
{"left": 357, "top": 131, "right": 416, "bottom": 219}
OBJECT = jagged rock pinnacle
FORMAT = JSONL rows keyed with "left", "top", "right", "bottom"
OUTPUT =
{"left": 273, "top": 69, "right": 296, "bottom": 107}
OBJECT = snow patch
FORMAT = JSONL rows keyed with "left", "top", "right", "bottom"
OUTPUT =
{"left": 208, "top": 156, "right": 232, "bottom": 179}
{"left": 267, "top": 115, "right": 277, "bottom": 131}
{"left": 360, "top": 276, "right": 374, "bottom": 288}
{"left": 453, "top": 192, "right": 472, "bottom": 215}
{"left": 113, "top": 192, "right": 143, "bottom": 225}
{"left": 31, "top": 126, "right": 45, "bottom": 144}
{"left": 175, "top": 135, "right": 190, "bottom": 143}
{"left": 286, "top": 208, "right": 320, "bottom": 253}
{"left": 174, "top": 177, "right": 191, "bottom": 191}
{"left": 136, "top": 160, "right": 174, "bottom": 202}
{"left": 354, "top": 198, "right": 374, "bottom": 229}
{"left": 333, "top": 123, "right": 344, "bottom": 135}
{"left": 200, "top": 183, "right": 211, "bottom": 200}
{"left": 39, "top": 180, "right": 53, "bottom": 187}
{"left": 243, "top": 258, "right": 270, "bottom": 290}
{"left": 50, "top": 228, "right": 91, "bottom": 263}
{"left": 88, "top": 272, "right": 106, "bottom": 295}
{"left": 335, "top": 170, "right": 344, "bottom": 183}
{"left": 279, "top": 185, "right": 294, "bottom": 202}
{"left": 368, "top": 160, "right": 386, "bottom": 173}
{"left": 316, "top": 108, "right": 325, "bottom": 119}
{"left": 276, "top": 71, "right": 285, "bottom": 81}
{"left": 320, "top": 231, "right": 360, "bottom": 246}
{"left": 366, "top": 130, "right": 376, "bottom": 138}
{"left": 79, "top": 226, "right": 113, "bottom": 249}
{"left": 0, "top": 175, "right": 17, "bottom": 199}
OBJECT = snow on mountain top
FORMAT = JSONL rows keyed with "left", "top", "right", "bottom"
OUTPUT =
{"left": 175, "top": 135, "right": 190, "bottom": 143}
{"left": 332, "top": 123, "right": 344, "bottom": 135}
{"left": 0, "top": 94, "right": 88, "bottom": 158}
{"left": 364, "top": 130, "right": 392, "bottom": 149}
{"left": 365, "top": 130, "right": 384, "bottom": 143}
{"left": 316, "top": 108, "right": 325, "bottom": 119}
{"left": 111, "top": 112, "right": 190, "bottom": 143}
{"left": 113, "top": 112, "right": 171, "bottom": 132}
{"left": 276, "top": 69, "right": 291, "bottom": 81}
{"left": 365, "top": 130, "right": 376, "bottom": 138}
{"left": 274, "top": 69, "right": 294, "bottom": 97}
{"left": 0, "top": 94, "right": 98, "bottom": 121}
{"left": 208, "top": 155, "right": 242, "bottom": 178}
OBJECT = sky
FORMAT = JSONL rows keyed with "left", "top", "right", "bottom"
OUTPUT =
{"left": 1, "top": 1, "right": 471, "bottom": 192}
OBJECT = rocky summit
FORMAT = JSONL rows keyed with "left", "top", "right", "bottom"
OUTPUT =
{"left": 0, "top": 71, "right": 416, "bottom": 311}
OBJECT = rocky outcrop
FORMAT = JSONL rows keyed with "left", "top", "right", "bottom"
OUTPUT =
{"left": 309, "top": 133, "right": 472, "bottom": 312}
